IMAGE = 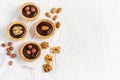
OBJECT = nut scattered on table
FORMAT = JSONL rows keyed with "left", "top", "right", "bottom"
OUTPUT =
{"left": 45, "top": 54, "right": 53, "bottom": 63}
{"left": 52, "top": 46, "right": 61, "bottom": 53}
{"left": 45, "top": 12, "right": 51, "bottom": 18}
{"left": 1, "top": 43, "right": 6, "bottom": 47}
{"left": 56, "top": 22, "right": 61, "bottom": 28}
{"left": 8, "top": 42, "right": 13, "bottom": 46}
{"left": 53, "top": 15, "right": 58, "bottom": 20}
{"left": 43, "top": 64, "right": 52, "bottom": 72}
{"left": 40, "top": 41, "right": 49, "bottom": 49}
{"left": 57, "top": 8, "right": 62, "bottom": 14}
{"left": 9, "top": 61, "right": 13, "bottom": 65}
{"left": 11, "top": 53, "right": 16, "bottom": 58}
{"left": 51, "top": 8, "right": 56, "bottom": 14}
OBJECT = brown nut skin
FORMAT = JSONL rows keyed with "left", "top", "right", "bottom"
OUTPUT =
{"left": 31, "top": 48, "right": 36, "bottom": 54}
{"left": 9, "top": 61, "right": 13, "bottom": 65}
{"left": 9, "top": 46, "right": 14, "bottom": 51}
{"left": 43, "top": 64, "right": 52, "bottom": 72}
{"left": 11, "top": 54, "right": 16, "bottom": 58}
{"left": 8, "top": 42, "right": 13, "bottom": 46}
{"left": 26, "top": 50, "right": 31, "bottom": 55}
{"left": 28, "top": 45, "right": 33, "bottom": 49}
{"left": 1, "top": 43, "right": 6, "bottom": 47}
{"left": 7, "top": 52, "right": 11, "bottom": 55}
{"left": 25, "top": 6, "right": 30, "bottom": 11}
{"left": 7, "top": 48, "right": 11, "bottom": 52}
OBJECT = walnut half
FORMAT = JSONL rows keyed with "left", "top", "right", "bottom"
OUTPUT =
{"left": 13, "top": 26, "right": 23, "bottom": 35}
{"left": 52, "top": 46, "right": 61, "bottom": 53}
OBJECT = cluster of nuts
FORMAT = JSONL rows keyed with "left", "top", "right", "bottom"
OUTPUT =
{"left": 1, "top": 42, "right": 17, "bottom": 66}
{"left": 45, "top": 7, "right": 62, "bottom": 28}
{"left": 24, "top": 5, "right": 36, "bottom": 16}
{"left": 40, "top": 41, "right": 49, "bottom": 49}
{"left": 43, "top": 54, "right": 53, "bottom": 72}
{"left": 26, "top": 44, "right": 37, "bottom": 55}
{"left": 13, "top": 26, "right": 23, "bottom": 35}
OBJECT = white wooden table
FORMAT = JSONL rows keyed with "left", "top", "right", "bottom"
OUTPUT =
{"left": 0, "top": 0, "right": 120, "bottom": 80}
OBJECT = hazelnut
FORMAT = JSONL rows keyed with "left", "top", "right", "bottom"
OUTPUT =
{"left": 9, "top": 61, "right": 13, "bottom": 65}
{"left": 51, "top": 8, "right": 56, "bottom": 14}
{"left": 7, "top": 48, "right": 11, "bottom": 52}
{"left": 26, "top": 11, "right": 31, "bottom": 15}
{"left": 7, "top": 52, "right": 11, "bottom": 55}
{"left": 31, "top": 48, "right": 36, "bottom": 54}
{"left": 31, "top": 7, "right": 36, "bottom": 12}
{"left": 11, "top": 54, "right": 16, "bottom": 58}
{"left": 26, "top": 50, "right": 31, "bottom": 55}
{"left": 28, "top": 45, "right": 32, "bottom": 49}
{"left": 9, "top": 46, "right": 14, "bottom": 51}
{"left": 24, "top": 6, "right": 30, "bottom": 11}
{"left": 41, "top": 41, "right": 49, "bottom": 49}
{"left": 1, "top": 43, "right": 6, "bottom": 47}
{"left": 8, "top": 42, "right": 12, "bottom": 46}
{"left": 43, "top": 64, "right": 52, "bottom": 72}
{"left": 41, "top": 26, "right": 49, "bottom": 30}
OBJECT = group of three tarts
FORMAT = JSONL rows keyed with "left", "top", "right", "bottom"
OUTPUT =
{"left": 6, "top": 2, "right": 56, "bottom": 62}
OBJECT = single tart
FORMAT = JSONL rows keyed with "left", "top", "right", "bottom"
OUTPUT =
{"left": 6, "top": 21, "right": 28, "bottom": 41}
{"left": 20, "top": 2, "right": 40, "bottom": 21}
{"left": 34, "top": 19, "right": 56, "bottom": 39}
{"left": 20, "top": 42, "right": 42, "bottom": 62}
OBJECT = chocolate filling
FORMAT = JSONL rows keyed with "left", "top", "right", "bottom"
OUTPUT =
{"left": 22, "top": 5, "right": 38, "bottom": 18}
{"left": 9, "top": 24, "right": 26, "bottom": 38}
{"left": 36, "top": 22, "right": 53, "bottom": 36}
{"left": 23, "top": 44, "right": 40, "bottom": 59}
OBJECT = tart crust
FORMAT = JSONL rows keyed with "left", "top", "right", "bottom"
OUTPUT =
{"left": 20, "top": 2, "right": 40, "bottom": 21}
{"left": 19, "top": 42, "right": 42, "bottom": 62}
{"left": 34, "top": 19, "right": 56, "bottom": 39}
{"left": 6, "top": 21, "right": 28, "bottom": 41}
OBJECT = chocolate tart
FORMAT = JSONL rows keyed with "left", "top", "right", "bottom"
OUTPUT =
{"left": 19, "top": 42, "right": 42, "bottom": 62}
{"left": 34, "top": 19, "right": 56, "bottom": 39}
{"left": 20, "top": 2, "right": 40, "bottom": 21}
{"left": 6, "top": 21, "right": 28, "bottom": 41}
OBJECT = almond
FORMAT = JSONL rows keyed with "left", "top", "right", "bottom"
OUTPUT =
{"left": 53, "top": 15, "right": 58, "bottom": 20}
{"left": 45, "top": 12, "right": 51, "bottom": 18}
{"left": 57, "top": 8, "right": 62, "bottom": 14}
{"left": 56, "top": 22, "right": 61, "bottom": 28}
{"left": 51, "top": 8, "right": 56, "bottom": 14}
{"left": 41, "top": 26, "right": 49, "bottom": 30}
